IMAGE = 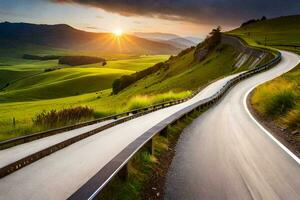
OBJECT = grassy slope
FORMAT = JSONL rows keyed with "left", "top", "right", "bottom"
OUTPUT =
{"left": 229, "top": 15, "right": 300, "bottom": 54}
{"left": 252, "top": 63, "right": 300, "bottom": 147}
{"left": 0, "top": 55, "right": 168, "bottom": 100}
{"left": 0, "top": 68, "right": 133, "bottom": 101}
{"left": 0, "top": 54, "right": 169, "bottom": 140}
{"left": 231, "top": 15, "right": 300, "bottom": 146}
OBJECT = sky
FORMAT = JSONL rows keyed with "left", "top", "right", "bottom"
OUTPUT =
{"left": 0, "top": 0, "right": 299, "bottom": 37}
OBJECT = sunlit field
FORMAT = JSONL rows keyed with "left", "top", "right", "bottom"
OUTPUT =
{"left": 229, "top": 15, "right": 300, "bottom": 53}
{"left": 0, "top": 54, "right": 169, "bottom": 140}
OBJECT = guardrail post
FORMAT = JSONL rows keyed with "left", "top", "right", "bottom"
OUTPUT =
{"left": 118, "top": 163, "right": 128, "bottom": 181}
{"left": 145, "top": 139, "right": 153, "bottom": 155}
{"left": 159, "top": 127, "right": 168, "bottom": 137}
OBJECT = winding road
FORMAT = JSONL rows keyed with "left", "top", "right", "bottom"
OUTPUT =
{"left": 165, "top": 51, "right": 300, "bottom": 200}
{"left": 0, "top": 50, "right": 298, "bottom": 200}
{"left": 0, "top": 70, "right": 241, "bottom": 199}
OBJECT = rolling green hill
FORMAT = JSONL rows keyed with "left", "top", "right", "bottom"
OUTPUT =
{"left": 0, "top": 68, "right": 133, "bottom": 102}
{"left": 0, "top": 55, "right": 168, "bottom": 101}
{"left": 229, "top": 15, "right": 300, "bottom": 54}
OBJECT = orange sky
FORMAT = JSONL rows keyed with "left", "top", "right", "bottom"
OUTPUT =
{"left": 0, "top": 0, "right": 236, "bottom": 38}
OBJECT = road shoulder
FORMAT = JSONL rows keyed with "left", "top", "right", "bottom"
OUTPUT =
{"left": 247, "top": 90, "right": 300, "bottom": 158}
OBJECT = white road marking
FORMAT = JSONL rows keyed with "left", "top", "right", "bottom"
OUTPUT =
{"left": 243, "top": 86, "right": 300, "bottom": 165}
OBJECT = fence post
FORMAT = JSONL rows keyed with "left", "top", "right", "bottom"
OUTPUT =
{"left": 159, "top": 127, "right": 168, "bottom": 137}
{"left": 118, "top": 163, "right": 128, "bottom": 181}
{"left": 145, "top": 139, "right": 153, "bottom": 155}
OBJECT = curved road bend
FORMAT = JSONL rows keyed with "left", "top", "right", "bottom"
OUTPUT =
{"left": 165, "top": 51, "right": 300, "bottom": 200}
{"left": 0, "top": 71, "right": 241, "bottom": 199}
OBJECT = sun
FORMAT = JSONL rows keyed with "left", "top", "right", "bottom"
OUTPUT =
{"left": 113, "top": 28, "right": 123, "bottom": 37}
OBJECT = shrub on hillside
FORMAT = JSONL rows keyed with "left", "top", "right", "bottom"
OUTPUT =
{"left": 263, "top": 90, "right": 296, "bottom": 117}
{"left": 33, "top": 106, "right": 94, "bottom": 127}
{"left": 112, "top": 62, "right": 168, "bottom": 94}
{"left": 58, "top": 56, "right": 106, "bottom": 66}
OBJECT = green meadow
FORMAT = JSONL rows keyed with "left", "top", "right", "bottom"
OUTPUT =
{"left": 229, "top": 15, "right": 300, "bottom": 53}
{"left": 0, "top": 54, "right": 169, "bottom": 140}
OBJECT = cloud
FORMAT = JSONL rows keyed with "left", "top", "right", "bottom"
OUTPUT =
{"left": 51, "top": 0, "right": 300, "bottom": 26}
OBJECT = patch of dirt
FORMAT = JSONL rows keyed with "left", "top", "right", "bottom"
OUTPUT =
{"left": 247, "top": 91, "right": 300, "bottom": 158}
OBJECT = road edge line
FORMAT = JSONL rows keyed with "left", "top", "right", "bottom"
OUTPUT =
{"left": 243, "top": 86, "right": 300, "bottom": 165}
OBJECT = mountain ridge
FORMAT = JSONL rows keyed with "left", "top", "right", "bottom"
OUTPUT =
{"left": 0, "top": 22, "right": 181, "bottom": 55}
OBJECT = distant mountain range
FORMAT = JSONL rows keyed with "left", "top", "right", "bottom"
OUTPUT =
{"left": 133, "top": 32, "right": 202, "bottom": 49}
{"left": 0, "top": 22, "right": 188, "bottom": 55}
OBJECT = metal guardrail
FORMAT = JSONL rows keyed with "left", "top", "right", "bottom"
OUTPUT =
{"left": 0, "top": 35, "right": 276, "bottom": 179}
{"left": 68, "top": 51, "right": 282, "bottom": 199}
{"left": 0, "top": 93, "right": 194, "bottom": 150}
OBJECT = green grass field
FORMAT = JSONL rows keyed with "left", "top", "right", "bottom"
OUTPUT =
{"left": 229, "top": 15, "right": 300, "bottom": 50}
{"left": 0, "top": 54, "right": 169, "bottom": 140}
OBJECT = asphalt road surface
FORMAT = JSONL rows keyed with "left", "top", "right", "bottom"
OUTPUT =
{"left": 0, "top": 119, "right": 115, "bottom": 168}
{"left": 0, "top": 71, "right": 240, "bottom": 199}
{"left": 165, "top": 51, "right": 300, "bottom": 200}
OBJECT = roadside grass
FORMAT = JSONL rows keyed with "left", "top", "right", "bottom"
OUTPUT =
{"left": 126, "top": 91, "right": 191, "bottom": 110}
{"left": 97, "top": 110, "right": 202, "bottom": 200}
{"left": 32, "top": 106, "right": 94, "bottom": 128}
{"left": 0, "top": 90, "right": 190, "bottom": 141}
{"left": 251, "top": 63, "right": 300, "bottom": 131}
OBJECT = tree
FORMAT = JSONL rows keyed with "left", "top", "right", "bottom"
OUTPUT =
{"left": 261, "top": 16, "right": 267, "bottom": 21}
{"left": 205, "top": 26, "right": 221, "bottom": 50}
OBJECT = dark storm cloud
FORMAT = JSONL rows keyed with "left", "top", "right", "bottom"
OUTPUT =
{"left": 52, "top": 0, "right": 300, "bottom": 25}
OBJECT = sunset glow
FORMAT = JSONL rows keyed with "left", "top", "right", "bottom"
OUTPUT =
{"left": 113, "top": 28, "right": 123, "bottom": 37}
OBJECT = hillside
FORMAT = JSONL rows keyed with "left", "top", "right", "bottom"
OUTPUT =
{"left": 229, "top": 15, "right": 300, "bottom": 54}
{"left": 0, "top": 22, "right": 180, "bottom": 56}
{"left": 0, "top": 55, "right": 168, "bottom": 100}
